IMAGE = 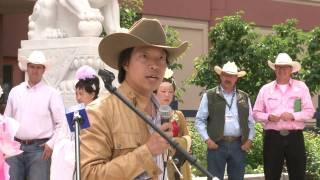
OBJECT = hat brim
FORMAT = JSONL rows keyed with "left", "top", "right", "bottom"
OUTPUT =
{"left": 267, "top": 60, "right": 301, "bottom": 73}
{"left": 18, "top": 56, "right": 48, "bottom": 72}
{"left": 214, "top": 66, "right": 246, "bottom": 77}
{"left": 99, "top": 33, "right": 189, "bottom": 70}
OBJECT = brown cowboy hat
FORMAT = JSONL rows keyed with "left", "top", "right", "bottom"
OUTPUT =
{"left": 98, "top": 18, "right": 189, "bottom": 70}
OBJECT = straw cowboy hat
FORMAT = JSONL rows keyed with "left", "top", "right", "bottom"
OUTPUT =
{"left": 214, "top": 61, "right": 246, "bottom": 77}
{"left": 267, "top": 53, "right": 301, "bottom": 73}
{"left": 19, "top": 50, "right": 48, "bottom": 71}
{"left": 98, "top": 18, "right": 189, "bottom": 70}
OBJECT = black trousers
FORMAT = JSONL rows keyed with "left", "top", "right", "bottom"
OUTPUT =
{"left": 263, "top": 130, "right": 306, "bottom": 180}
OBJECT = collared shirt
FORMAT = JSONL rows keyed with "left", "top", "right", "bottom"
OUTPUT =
{"left": 195, "top": 86, "right": 255, "bottom": 142}
{"left": 4, "top": 81, "right": 65, "bottom": 148}
{"left": 80, "top": 81, "right": 165, "bottom": 180}
{"left": 253, "top": 79, "right": 315, "bottom": 130}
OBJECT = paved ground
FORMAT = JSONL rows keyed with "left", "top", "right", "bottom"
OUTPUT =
{"left": 192, "top": 173, "right": 289, "bottom": 180}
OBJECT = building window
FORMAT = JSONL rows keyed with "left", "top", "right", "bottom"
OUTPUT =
{"left": 1, "top": 64, "right": 12, "bottom": 104}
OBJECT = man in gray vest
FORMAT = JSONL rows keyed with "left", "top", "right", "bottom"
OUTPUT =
{"left": 195, "top": 61, "right": 255, "bottom": 180}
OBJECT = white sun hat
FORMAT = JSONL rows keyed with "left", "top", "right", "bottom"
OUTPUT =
{"left": 19, "top": 50, "right": 48, "bottom": 71}
{"left": 214, "top": 61, "right": 246, "bottom": 77}
{"left": 267, "top": 53, "right": 301, "bottom": 73}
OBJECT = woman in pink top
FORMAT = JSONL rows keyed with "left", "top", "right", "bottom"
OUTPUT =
{"left": 0, "top": 85, "right": 22, "bottom": 180}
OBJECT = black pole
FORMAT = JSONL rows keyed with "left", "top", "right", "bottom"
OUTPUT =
{"left": 73, "top": 112, "right": 82, "bottom": 180}
{"left": 98, "top": 69, "right": 214, "bottom": 179}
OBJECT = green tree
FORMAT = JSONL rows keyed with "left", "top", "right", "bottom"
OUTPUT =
{"left": 248, "top": 19, "right": 307, "bottom": 97}
{"left": 189, "top": 13, "right": 315, "bottom": 99}
{"left": 299, "top": 27, "right": 320, "bottom": 95}
{"left": 189, "top": 12, "right": 260, "bottom": 98}
{"left": 189, "top": 12, "right": 320, "bottom": 177}
{"left": 120, "top": 0, "right": 143, "bottom": 29}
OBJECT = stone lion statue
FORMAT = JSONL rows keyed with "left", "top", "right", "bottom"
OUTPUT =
{"left": 28, "top": 0, "right": 127, "bottom": 40}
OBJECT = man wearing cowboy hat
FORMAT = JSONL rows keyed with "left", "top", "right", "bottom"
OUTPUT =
{"left": 253, "top": 53, "right": 314, "bottom": 180}
{"left": 80, "top": 18, "right": 188, "bottom": 180}
{"left": 195, "top": 61, "right": 255, "bottom": 180}
{"left": 4, "top": 50, "right": 66, "bottom": 180}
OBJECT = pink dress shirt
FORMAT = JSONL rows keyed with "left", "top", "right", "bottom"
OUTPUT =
{"left": 4, "top": 81, "right": 66, "bottom": 148}
{"left": 253, "top": 79, "right": 315, "bottom": 130}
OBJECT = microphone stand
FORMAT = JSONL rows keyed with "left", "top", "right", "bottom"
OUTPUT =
{"left": 73, "top": 112, "right": 82, "bottom": 180}
{"left": 98, "top": 69, "right": 214, "bottom": 179}
{"left": 169, "top": 156, "right": 183, "bottom": 179}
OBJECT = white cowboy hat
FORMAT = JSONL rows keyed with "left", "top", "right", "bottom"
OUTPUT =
{"left": 267, "top": 53, "right": 301, "bottom": 73}
{"left": 98, "top": 18, "right": 189, "bottom": 70}
{"left": 214, "top": 61, "right": 246, "bottom": 77}
{"left": 18, "top": 50, "right": 48, "bottom": 71}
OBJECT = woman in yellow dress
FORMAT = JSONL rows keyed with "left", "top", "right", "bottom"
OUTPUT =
{"left": 155, "top": 68, "right": 192, "bottom": 180}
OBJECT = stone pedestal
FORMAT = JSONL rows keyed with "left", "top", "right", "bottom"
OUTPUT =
{"left": 18, "top": 37, "right": 119, "bottom": 107}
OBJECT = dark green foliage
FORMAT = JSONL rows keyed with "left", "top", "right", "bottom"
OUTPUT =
{"left": 304, "top": 128, "right": 320, "bottom": 178}
{"left": 188, "top": 120, "right": 207, "bottom": 177}
{"left": 245, "top": 124, "right": 263, "bottom": 173}
{"left": 119, "top": 0, "right": 143, "bottom": 29}
{"left": 189, "top": 12, "right": 320, "bottom": 100}
{"left": 189, "top": 122, "right": 320, "bottom": 178}
{"left": 299, "top": 27, "right": 320, "bottom": 95}
{"left": 163, "top": 25, "right": 184, "bottom": 70}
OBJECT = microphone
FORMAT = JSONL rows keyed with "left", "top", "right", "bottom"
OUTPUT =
{"left": 73, "top": 111, "right": 83, "bottom": 124}
{"left": 65, "top": 103, "right": 90, "bottom": 132}
{"left": 159, "top": 105, "right": 172, "bottom": 124}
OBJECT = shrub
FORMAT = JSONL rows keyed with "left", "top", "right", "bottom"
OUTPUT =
{"left": 246, "top": 124, "right": 263, "bottom": 173}
{"left": 189, "top": 121, "right": 320, "bottom": 178}
{"left": 188, "top": 120, "right": 207, "bottom": 177}
{"left": 304, "top": 129, "right": 320, "bottom": 178}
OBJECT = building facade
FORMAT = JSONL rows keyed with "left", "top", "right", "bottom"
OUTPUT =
{"left": 1, "top": 0, "right": 320, "bottom": 114}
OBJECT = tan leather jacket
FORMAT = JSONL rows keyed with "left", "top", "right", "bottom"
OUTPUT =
{"left": 80, "top": 82, "right": 161, "bottom": 179}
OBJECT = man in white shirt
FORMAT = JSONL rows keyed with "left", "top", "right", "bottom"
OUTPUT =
{"left": 5, "top": 51, "right": 65, "bottom": 180}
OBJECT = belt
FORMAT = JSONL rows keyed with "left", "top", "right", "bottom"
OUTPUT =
{"left": 14, "top": 137, "right": 49, "bottom": 145}
{"left": 264, "top": 129, "right": 302, "bottom": 136}
{"left": 222, "top": 136, "right": 241, "bottom": 142}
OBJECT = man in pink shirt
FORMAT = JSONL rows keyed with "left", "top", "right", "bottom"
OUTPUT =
{"left": 253, "top": 53, "right": 315, "bottom": 180}
{"left": 4, "top": 51, "right": 65, "bottom": 180}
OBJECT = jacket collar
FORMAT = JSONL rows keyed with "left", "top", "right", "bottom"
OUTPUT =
{"left": 118, "top": 81, "right": 160, "bottom": 111}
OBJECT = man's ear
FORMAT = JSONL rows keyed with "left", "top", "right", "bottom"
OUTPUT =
{"left": 123, "top": 62, "right": 129, "bottom": 71}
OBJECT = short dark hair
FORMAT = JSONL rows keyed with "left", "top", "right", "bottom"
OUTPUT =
{"left": 75, "top": 76, "right": 100, "bottom": 99}
{"left": 118, "top": 48, "right": 134, "bottom": 83}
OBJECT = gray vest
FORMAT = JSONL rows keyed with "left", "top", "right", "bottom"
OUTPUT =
{"left": 206, "top": 87, "right": 250, "bottom": 143}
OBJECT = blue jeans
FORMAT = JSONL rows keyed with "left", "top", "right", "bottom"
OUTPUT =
{"left": 207, "top": 140, "right": 245, "bottom": 180}
{"left": 6, "top": 140, "right": 51, "bottom": 180}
